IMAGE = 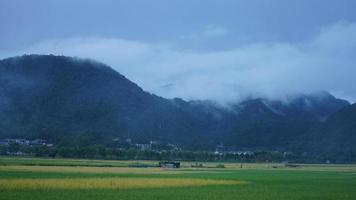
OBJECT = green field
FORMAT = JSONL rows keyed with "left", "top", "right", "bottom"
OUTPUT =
{"left": 0, "top": 157, "right": 355, "bottom": 200}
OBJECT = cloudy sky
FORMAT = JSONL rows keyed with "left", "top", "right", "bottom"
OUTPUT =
{"left": 1, "top": 0, "right": 356, "bottom": 103}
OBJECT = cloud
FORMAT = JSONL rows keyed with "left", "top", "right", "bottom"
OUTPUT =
{"left": 1, "top": 21, "right": 356, "bottom": 103}
{"left": 181, "top": 25, "right": 230, "bottom": 40}
{"left": 204, "top": 25, "right": 229, "bottom": 37}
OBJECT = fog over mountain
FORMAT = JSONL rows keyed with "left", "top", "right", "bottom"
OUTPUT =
{"left": 1, "top": 21, "right": 356, "bottom": 104}
{"left": 0, "top": 55, "right": 354, "bottom": 154}
{"left": 1, "top": 1, "right": 356, "bottom": 103}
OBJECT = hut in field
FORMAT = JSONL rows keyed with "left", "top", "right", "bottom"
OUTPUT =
{"left": 159, "top": 161, "right": 180, "bottom": 168}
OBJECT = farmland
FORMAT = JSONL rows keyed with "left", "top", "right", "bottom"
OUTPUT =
{"left": 0, "top": 157, "right": 356, "bottom": 200}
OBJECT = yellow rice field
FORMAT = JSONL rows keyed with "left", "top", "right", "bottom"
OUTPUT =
{"left": 0, "top": 165, "right": 178, "bottom": 174}
{"left": 0, "top": 178, "right": 243, "bottom": 190}
{"left": 1, "top": 158, "right": 356, "bottom": 200}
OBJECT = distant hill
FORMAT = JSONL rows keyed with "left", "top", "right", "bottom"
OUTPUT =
{"left": 0, "top": 55, "right": 204, "bottom": 146}
{"left": 0, "top": 55, "right": 353, "bottom": 153}
{"left": 200, "top": 94, "right": 348, "bottom": 151}
{"left": 304, "top": 103, "right": 356, "bottom": 154}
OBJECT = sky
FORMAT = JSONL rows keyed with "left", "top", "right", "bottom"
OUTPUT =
{"left": 1, "top": 0, "right": 356, "bottom": 103}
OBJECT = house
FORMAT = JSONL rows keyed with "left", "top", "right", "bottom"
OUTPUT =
{"left": 136, "top": 143, "right": 151, "bottom": 151}
{"left": 5, "top": 138, "right": 30, "bottom": 145}
{"left": 0, "top": 140, "right": 9, "bottom": 146}
{"left": 16, "top": 139, "right": 30, "bottom": 145}
{"left": 159, "top": 161, "right": 180, "bottom": 168}
{"left": 30, "top": 139, "right": 47, "bottom": 146}
{"left": 167, "top": 143, "right": 180, "bottom": 151}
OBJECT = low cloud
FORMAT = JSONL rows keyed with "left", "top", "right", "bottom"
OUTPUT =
{"left": 181, "top": 25, "right": 230, "bottom": 40}
{"left": 1, "top": 21, "right": 356, "bottom": 103}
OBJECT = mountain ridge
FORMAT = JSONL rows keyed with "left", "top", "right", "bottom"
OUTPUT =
{"left": 0, "top": 54, "right": 353, "bottom": 153}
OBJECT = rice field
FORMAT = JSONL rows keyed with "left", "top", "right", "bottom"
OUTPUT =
{"left": 0, "top": 178, "right": 243, "bottom": 190}
{"left": 0, "top": 157, "right": 356, "bottom": 200}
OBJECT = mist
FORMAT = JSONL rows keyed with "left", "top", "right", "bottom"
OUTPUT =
{"left": 1, "top": 21, "right": 356, "bottom": 103}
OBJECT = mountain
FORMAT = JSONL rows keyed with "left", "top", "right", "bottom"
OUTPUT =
{"left": 0, "top": 55, "right": 353, "bottom": 152}
{"left": 0, "top": 55, "right": 201, "bottom": 146}
{"left": 304, "top": 103, "right": 356, "bottom": 154}
{"left": 213, "top": 94, "right": 349, "bottom": 150}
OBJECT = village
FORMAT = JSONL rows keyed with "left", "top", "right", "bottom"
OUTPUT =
{"left": 0, "top": 138, "right": 54, "bottom": 147}
{"left": 0, "top": 137, "right": 292, "bottom": 163}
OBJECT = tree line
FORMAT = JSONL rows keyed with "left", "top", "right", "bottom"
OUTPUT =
{"left": 1, "top": 143, "right": 355, "bottom": 163}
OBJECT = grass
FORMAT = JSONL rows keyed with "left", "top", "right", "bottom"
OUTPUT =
{"left": 0, "top": 157, "right": 356, "bottom": 200}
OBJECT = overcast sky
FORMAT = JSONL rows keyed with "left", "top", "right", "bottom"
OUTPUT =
{"left": 1, "top": 0, "right": 356, "bottom": 103}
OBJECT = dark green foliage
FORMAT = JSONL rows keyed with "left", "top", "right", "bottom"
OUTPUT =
{"left": 303, "top": 103, "right": 356, "bottom": 155}
{"left": 0, "top": 55, "right": 354, "bottom": 156}
{"left": 0, "top": 55, "right": 201, "bottom": 147}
